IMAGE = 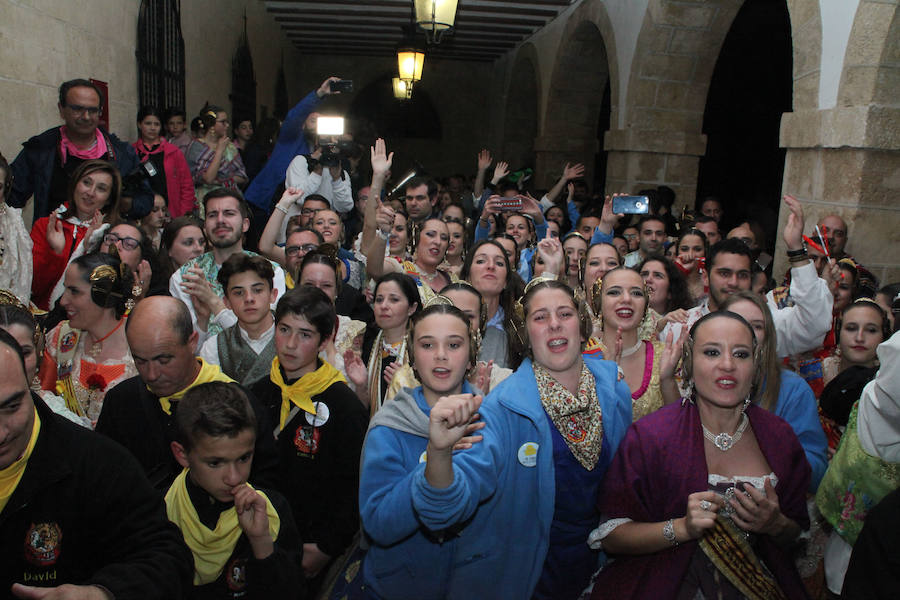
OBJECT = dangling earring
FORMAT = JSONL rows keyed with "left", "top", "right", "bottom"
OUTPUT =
{"left": 742, "top": 393, "right": 752, "bottom": 411}
{"left": 681, "top": 380, "right": 695, "bottom": 406}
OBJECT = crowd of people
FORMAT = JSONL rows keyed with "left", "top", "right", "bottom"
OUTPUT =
{"left": 0, "top": 76, "right": 898, "bottom": 600}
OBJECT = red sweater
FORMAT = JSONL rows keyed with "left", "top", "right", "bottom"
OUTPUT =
{"left": 30, "top": 214, "right": 88, "bottom": 310}
{"left": 133, "top": 138, "right": 196, "bottom": 217}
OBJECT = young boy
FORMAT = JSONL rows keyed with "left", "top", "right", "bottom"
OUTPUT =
{"left": 250, "top": 285, "right": 368, "bottom": 596}
{"left": 199, "top": 254, "right": 278, "bottom": 386}
{"left": 167, "top": 381, "right": 302, "bottom": 599}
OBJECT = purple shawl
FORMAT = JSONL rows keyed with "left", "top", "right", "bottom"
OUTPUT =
{"left": 592, "top": 402, "right": 810, "bottom": 600}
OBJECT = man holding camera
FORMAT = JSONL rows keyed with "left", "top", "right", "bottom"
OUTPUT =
{"left": 283, "top": 122, "right": 354, "bottom": 214}
{"left": 243, "top": 76, "right": 344, "bottom": 216}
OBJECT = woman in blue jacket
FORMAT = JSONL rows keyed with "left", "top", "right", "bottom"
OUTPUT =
{"left": 396, "top": 279, "right": 631, "bottom": 599}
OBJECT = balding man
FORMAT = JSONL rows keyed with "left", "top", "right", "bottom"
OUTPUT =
{"left": 817, "top": 214, "right": 850, "bottom": 260}
{"left": 95, "top": 296, "right": 277, "bottom": 491}
{"left": 0, "top": 329, "right": 191, "bottom": 598}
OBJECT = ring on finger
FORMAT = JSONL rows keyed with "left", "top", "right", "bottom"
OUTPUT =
{"left": 699, "top": 500, "right": 712, "bottom": 512}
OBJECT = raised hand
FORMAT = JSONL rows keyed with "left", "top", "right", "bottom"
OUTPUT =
{"left": 660, "top": 328, "right": 686, "bottom": 380}
{"left": 375, "top": 203, "right": 396, "bottom": 235}
{"left": 343, "top": 349, "right": 367, "bottom": 389}
{"left": 468, "top": 359, "right": 494, "bottom": 394}
{"left": 278, "top": 187, "right": 304, "bottom": 209}
{"left": 563, "top": 162, "right": 585, "bottom": 181}
{"left": 600, "top": 194, "right": 625, "bottom": 232}
{"left": 536, "top": 236, "right": 564, "bottom": 275}
{"left": 477, "top": 149, "right": 492, "bottom": 171}
{"left": 383, "top": 361, "right": 401, "bottom": 387}
{"left": 482, "top": 195, "right": 502, "bottom": 218}
{"left": 370, "top": 138, "right": 394, "bottom": 180}
{"left": 782, "top": 195, "right": 805, "bottom": 251}
{"left": 428, "top": 393, "right": 483, "bottom": 452}
{"left": 491, "top": 161, "right": 509, "bottom": 185}
{"left": 46, "top": 211, "right": 67, "bottom": 254}
{"left": 451, "top": 413, "right": 486, "bottom": 451}
{"left": 317, "top": 76, "right": 342, "bottom": 98}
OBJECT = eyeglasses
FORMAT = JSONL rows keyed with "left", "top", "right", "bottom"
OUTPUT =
{"left": 104, "top": 232, "right": 140, "bottom": 251}
{"left": 623, "top": 234, "right": 638, "bottom": 240}
{"left": 285, "top": 244, "right": 318, "bottom": 257}
{"left": 216, "top": 119, "right": 230, "bottom": 125}
{"left": 66, "top": 104, "right": 101, "bottom": 116}
{"left": 300, "top": 207, "right": 318, "bottom": 215}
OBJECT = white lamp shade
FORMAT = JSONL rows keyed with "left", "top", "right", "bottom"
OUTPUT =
{"left": 392, "top": 77, "right": 412, "bottom": 99}
{"left": 415, "top": 0, "right": 458, "bottom": 33}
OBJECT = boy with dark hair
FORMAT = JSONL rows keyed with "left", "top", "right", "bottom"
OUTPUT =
{"left": 198, "top": 254, "right": 278, "bottom": 386}
{"left": 250, "top": 286, "right": 368, "bottom": 597}
{"left": 167, "top": 382, "right": 302, "bottom": 599}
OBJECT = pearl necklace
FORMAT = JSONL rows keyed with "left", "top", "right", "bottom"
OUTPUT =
{"left": 619, "top": 338, "right": 643, "bottom": 358}
{"left": 702, "top": 413, "right": 749, "bottom": 451}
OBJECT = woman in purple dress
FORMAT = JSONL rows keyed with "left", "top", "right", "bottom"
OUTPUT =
{"left": 591, "top": 311, "right": 811, "bottom": 600}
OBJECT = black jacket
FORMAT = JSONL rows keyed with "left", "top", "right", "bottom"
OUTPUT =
{"left": 8, "top": 126, "right": 142, "bottom": 220}
{"left": 95, "top": 376, "right": 279, "bottom": 493}
{"left": 0, "top": 394, "right": 192, "bottom": 599}
{"left": 186, "top": 481, "right": 304, "bottom": 600}
{"left": 250, "top": 373, "right": 368, "bottom": 559}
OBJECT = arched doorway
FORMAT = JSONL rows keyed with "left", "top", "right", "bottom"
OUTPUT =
{"left": 502, "top": 55, "right": 539, "bottom": 174}
{"left": 539, "top": 20, "right": 612, "bottom": 191}
{"left": 696, "top": 0, "right": 793, "bottom": 245}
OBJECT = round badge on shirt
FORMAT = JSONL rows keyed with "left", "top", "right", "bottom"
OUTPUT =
{"left": 305, "top": 403, "right": 330, "bottom": 427}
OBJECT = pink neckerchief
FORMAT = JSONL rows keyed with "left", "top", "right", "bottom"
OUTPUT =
{"left": 59, "top": 126, "right": 108, "bottom": 164}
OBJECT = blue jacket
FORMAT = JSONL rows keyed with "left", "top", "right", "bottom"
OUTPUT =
{"left": 244, "top": 91, "right": 321, "bottom": 211}
{"left": 773, "top": 368, "right": 828, "bottom": 492}
{"left": 377, "top": 356, "right": 631, "bottom": 599}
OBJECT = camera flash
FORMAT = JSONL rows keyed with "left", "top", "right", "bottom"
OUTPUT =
{"left": 317, "top": 117, "right": 344, "bottom": 136}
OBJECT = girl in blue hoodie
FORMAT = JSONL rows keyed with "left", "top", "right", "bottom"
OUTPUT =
{"left": 358, "top": 301, "right": 485, "bottom": 599}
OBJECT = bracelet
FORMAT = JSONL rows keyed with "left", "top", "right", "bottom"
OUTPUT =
{"left": 275, "top": 204, "right": 289, "bottom": 215}
{"left": 788, "top": 254, "right": 809, "bottom": 264}
{"left": 662, "top": 518, "right": 678, "bottom": 546}
{"left": 375, "top": 229, "right": 389, "bottom": 241}
{"left": 785, "top": 247, "right": 807, "bottom": 258}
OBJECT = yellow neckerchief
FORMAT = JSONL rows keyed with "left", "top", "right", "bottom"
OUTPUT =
{"left": 269, "top": 356, "right": 346, "bottom": 431}
{"left": 165, "top": 469, "right": 280, "bottom": 586}
{"left": 0, "top": 407, "right": 41, "bottom": 513}
{"left": 156, "top": 359, "right": 234, "bottom": 415}
{"left": 285, "top": 272, "right": 295, "bottom": 289}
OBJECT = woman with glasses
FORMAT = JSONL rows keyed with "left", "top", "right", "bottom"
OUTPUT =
{"left": 132, "top": 106, "right": 195, "bottom": 218}
{"left": 30, "top": 160, "right": 122, "bottom": 310}
{"left": 39, "top": 252, "right": 138, "bottom": 427}
{"left": 185, "top": 105, "right": 247, "bottom": 213}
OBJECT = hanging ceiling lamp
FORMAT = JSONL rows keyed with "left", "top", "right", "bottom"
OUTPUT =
{"left": 414, "top": 0, "right": 458, "bottom": 44}
{"left": 392, "top": 77, "right": 413, "bottom": 100}
{"left": 397, "top": 46, "right": 425, "bottom": 84}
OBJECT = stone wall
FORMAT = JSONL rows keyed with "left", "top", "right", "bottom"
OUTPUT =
{"left": 0, "top": 0, "right": 141, "bottom": 164}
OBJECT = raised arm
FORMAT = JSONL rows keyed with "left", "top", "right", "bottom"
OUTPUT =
{"left": 259, "top": 187, "right": 304, "bottom": 265}
{"left": 361, "top": 138, "right": 393, "bottom": 256}
{"left": 473, "top": 149, "right": 492, "bottom": 198}
{"left": 544, "top": 163, "right": 585, "bottom": 206}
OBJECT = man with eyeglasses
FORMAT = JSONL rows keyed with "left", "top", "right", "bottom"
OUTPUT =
{"left": 8, "top": 79, "right": 142, "bottom": 220}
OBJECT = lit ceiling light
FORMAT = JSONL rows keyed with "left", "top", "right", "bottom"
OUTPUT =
{"left": 415, "top": 0, "right": 458, "bottom": 44}
{"left": 393, "top": 77, "right": 413, "bottom": 100}
{"left": 397, "top": 46, "right": 425, "bottom": 83}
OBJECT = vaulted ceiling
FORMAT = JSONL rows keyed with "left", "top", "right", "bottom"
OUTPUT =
{"left": 265, "top": 0, "right": 575, "bottom": 62}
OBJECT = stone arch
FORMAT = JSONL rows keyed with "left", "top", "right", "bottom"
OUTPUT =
{"left": 610, "top": 0, "right": 822, "bottom": 208}
{"left": 537, "top": 2, "right": 618, "bottom": 189}
{"left": 502, "top": 45, "right": 541, "bottom": 172}
{"left": 837, "top": 1, "right": 899, "bottom": 107}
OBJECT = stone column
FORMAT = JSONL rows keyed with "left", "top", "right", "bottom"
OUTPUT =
{"left": 602, "top": 127, "right": 707, "bottom": 211}
{"left": 776, "top": 106, "right": 900, "bottom": 284}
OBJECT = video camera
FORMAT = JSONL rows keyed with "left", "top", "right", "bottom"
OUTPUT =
{"left": 315, "top": 116, "right": 354, "bottom": 168}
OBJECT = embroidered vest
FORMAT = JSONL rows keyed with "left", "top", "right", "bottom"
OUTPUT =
{"left": 216, "top": 324, "right": 277, "bottom": 387}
